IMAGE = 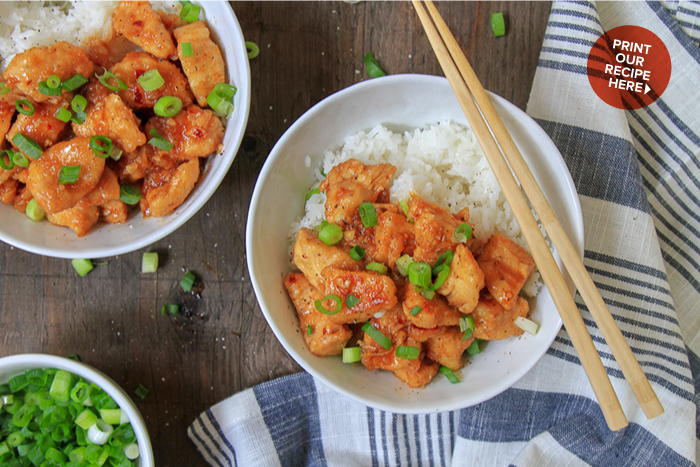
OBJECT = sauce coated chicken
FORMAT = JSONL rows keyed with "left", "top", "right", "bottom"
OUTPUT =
{"left": 286, "top": 159, "right": 538, "bottom": 388}
{"left": 0, "top": 1, "right": 231, "bottom": 237}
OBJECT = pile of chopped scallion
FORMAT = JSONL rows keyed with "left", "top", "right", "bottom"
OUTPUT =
{"left": 0, "top": 368, "right": 140, "bottom": 467}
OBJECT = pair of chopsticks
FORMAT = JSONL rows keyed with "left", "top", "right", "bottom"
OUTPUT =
{"left": 412, "top": 1, "right": 664, "bottom": 431}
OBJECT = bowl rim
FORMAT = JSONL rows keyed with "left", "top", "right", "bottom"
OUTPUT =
{"left": 247, "top": 73, "right": 583, "bottom": 413}
{"left": 0, "top": 353, "right": 154, "bottom": 466}
{"left": 0, "top": 0, "right": 251, "bottom": 259}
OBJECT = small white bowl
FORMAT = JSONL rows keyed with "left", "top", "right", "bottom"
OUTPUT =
{"left": 247, "top": 74, "right": 584, "bottom": 413}
{"left": 0, "top": 1, "right": 251, "bottom": 259}
{"left": 0, "top": 353, "right": 153, "bottom": 467}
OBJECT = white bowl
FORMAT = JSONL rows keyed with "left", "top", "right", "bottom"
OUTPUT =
{"left": 0, "top": 1, "right": 251, "bottom": 259}
{"left": 0, "top": 353, "right": 154, "bottom": 467}
{"left": 247, "top": 74, "right": 583, "bottom": 414}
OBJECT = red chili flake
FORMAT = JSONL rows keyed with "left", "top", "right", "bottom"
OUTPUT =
{"left": 193, "top": 128, "right": 204, "bottom": 138}
{"left": 133, "top": 20, "right": 143, "bottom": 26}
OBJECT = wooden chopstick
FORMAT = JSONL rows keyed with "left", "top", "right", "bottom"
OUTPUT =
{"left": 412, "top": 0, "right": 653, "bottom": 431}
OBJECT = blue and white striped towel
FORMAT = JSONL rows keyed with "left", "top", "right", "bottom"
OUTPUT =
{"left": 188, "top": 2, "right": 698, "bottom": 465}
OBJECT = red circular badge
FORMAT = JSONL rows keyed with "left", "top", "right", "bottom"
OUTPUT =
{"left": 587, "top": 25, "right": 671, "bottom": 110}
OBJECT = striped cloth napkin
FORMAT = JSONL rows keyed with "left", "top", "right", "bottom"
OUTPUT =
{"left": 188, "top": 1, "right": 698, "bottom": 465}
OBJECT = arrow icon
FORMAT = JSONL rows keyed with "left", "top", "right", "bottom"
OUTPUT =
{"left": 644, "top": 84, "right": 651, "bottom": 94}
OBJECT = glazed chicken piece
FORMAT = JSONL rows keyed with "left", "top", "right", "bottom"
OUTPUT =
{"left": 477, "top": 234, "right": 536, "bottom": 310}
{"left": 46, "top": 198, "right": 100, "bottom": 237}
{"left": 140, "top": 159, "right": 199, "bottom": 218}
{"left": 402, "top": 285, "right": 463, "bottom": 329}
{"left": 322, "top": 268, "right": 398, "bottom": 325}
{"left": 472, "top": 295, "right": 529, "bottom": 341}
{"left": 112, "top": 1, "right": 177, "bottom": 59}
{"left": 28, "top": 137, "right": 105, "bottom": 214}
{"left": 82, "top": 76, "right": 113, "bottom": 107}
{"left": 340, "top": 203, "right": 400, "bottom": 264}
{"left": 115, "top": 145, "right": 153, "bottom": 183}
{"left": 425, "top": 326, "right": 474, "bottom": 371}
{"left": 85, "top": 168, "right": 121, "bottom": 207}
{"left": 101, "top": 200, "right": 128, "bottom": 224}
{"left": 2, "top": 42, "right": 94, "bottom": 103}
{"left": 110, "top": 51, "right": 194, "bottom": 110}
{"left": 408, "top": 324, "right": 446, "bottom": 343}
{"left": 143, "top": 105, "right": 224, "bottom": 168}
{"left": 292, "top": 227, "right": 359, "bottom": 291}
{"left": 393, "top": 358, "right": 439, "bottom": 388}
{"left": 319, "top": 159, "right": 396, "bottom": 228}
{"left": 173, "top": 21, "right": 226, "bottom": 108}
{"left": 7, "top": 99, "right": 71, "bottom": 152}
{"left": 284, "top": 273, "right": 352, "bottom": 357}
{"left": 0, "top": 104, "right": 13, "bottom": 145}
{"left": 13, "top": 186, "right": 33, "bottom": 214}
{"left": 360, "top": 305, "right": 422, "bottom": 374}
{"left": 373, "top": 210, "right": 415, "bottom": 268}
{"left": 0, "top": 165, "right": 19, "bottom": 205}
{"left": 437, "top": 244, "right": 485, "bottom": 314}
{"left": 73, "top": 94, "right": 146, "bottom": 153}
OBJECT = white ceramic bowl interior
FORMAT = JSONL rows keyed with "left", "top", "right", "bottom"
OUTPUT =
{"left": 247, "top": 74, "right": 583, "bottom": 413}
{"left": 0, "top": 1, "right": 251, "bottom": 259}
{"left": 0, "top": 354, "right": 154, "bottom": 467}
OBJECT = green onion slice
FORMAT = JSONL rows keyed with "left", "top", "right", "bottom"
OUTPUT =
{"left": 409, "top": 305, "right": 422, "bottom": 316}
{"left": 415, "top": 286, "right": 436, "bottom": 300}
{"left": 306, "top": 325, "right": 312, "bottom": 335}
{"left": 25, "top": 199, "right": 45, "bottom": 222}
{"left": 453, "top": 223, "right": 472, "bottom": 243}
{"left": 491, "top": 11, "right": 506, "bottom": 37}
{"left": 345, "top": 294, "right": 360, "bottom": 308}
{"left": 440, "top": 366, "right": 461, "bottom": 384}
{"left": 342, "top": 347, "right": 361, "bottom": 363}
{"left": 134, "top": 384, "right": 149, "bottom": 401}
{"left": 180, "top": 1, "right": 201, "bottom": 22}
{"left": 0, "top": 82, "right": 9, "bottom": 95}
{"left": 459, "top": 315, "right": 475, "bottom": 340}
{"left": 467, "top": 339, "right": 484, "bottom": 355}
{"left": 142, "top": 252, "right": 159, "bottom": 273}
{"left": 0, "top": 149, "right": 14, "bottom": 171}
{"left": 305, "top": 187, "right": 320, "bottom": 201}
{"left": 70, "top": 110, "right": 87, "bottom": 125}
{"left": 514, "top": 316, "right": 539, "bottom": 335}
{"left": 72, "top": 95, "right": 87, "bottom": 113}
{"left": 54, "top": 107, "right": 72, "bottom": 123}
{"left": 318, "top": 223, "right": 343, "bottom": 245}
{"left": 366, "top": 262, "right": 388, "bottom": 275}
{"left": 97, "top": 70, "right": 127, "bottom": 92}
{"left": 15, "top": 99, "right": 34, "bottom": 116}
{"left": 395, "top": 345, "right": 420, "bottom": 360}
{"left": 58, "top": 165, "right": 81, "bottom": 185}
{"left": 12, "top": 133, "right": 43, "bottom": 159}
{"left": 62, "top": 74, "right": 88, "bottom": 91}
{"left": 148, "top": 128, "right": 174, "bottom": 151}
{"left": 395, "top": 255, "right": 413, "bottom": 276}
{"left": 181, "top": 42, "right": 193, "bottom": 57}
{"left": 408, "top": 261, "right": 432, "bottom": 289}
{"left": 349, "top": 245, "right": 365, "bottom": 261}
{"left": 180, "top": 271, "right": 196, "bottom": 292}
{"left": 89, "top": 135, "right": 113, "bottom": 158}
{"left": 363, "top": 51, "right": 386, "bottom": 78}
{"left": 49, "top": 370, "right": 74, "bottom": 402}
{"left": 246, "top": 41, "right": 260, "bottom": 59}
{"left": 119, "top": 185, "right": 142, "bottom": 205}
{"left": 162, "top": 304, "right": 179, "bottom": 316}
{"left": 46, "top": 75, "right": 61, "bottom": 89}
{"left": 361, "top": 321, "right": 392, "bottom": 349}
{"left": 359, "top": 202, "right": 377, "bottom": 227}
{"left": 72, "top": 259, "right": 94, "bottom": 277}
{"left": 154, "top": 96, "right": 182, "bottom": 117}
{"left": 207, "top": 83, "right": 237, "bottom": 117}
{"left": 38, "top": 80, "right": 62, "bottom": 96}
{"left": 433, "top": 250, "right": 454, "bottom": 274}
{"left": 430, "top": 266, "right": 450, "bottom": 291}
{"left": 399, "top": 199, "right": 413, "bottom": 222}
{"left": 137, "top": 69, "right": 165, "bottom": 92}
{"left": 12, "top": 150, "right": 29, "bottom": 168}
{"left": 314, "top": 294, "right": 342, "bottom": 315}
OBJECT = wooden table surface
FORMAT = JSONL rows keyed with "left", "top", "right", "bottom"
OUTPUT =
{"left": 0, "top": 2, "right": 552, "bottom": 465}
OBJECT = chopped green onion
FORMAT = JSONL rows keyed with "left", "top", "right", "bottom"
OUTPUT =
{"left": 25, "top": 199, "right": 45, "bottom": 222}
{"left": 206, "top": 83, "right": 237, "bottom": 117}
{"left": 137, "top": 69, "right": 164, "bottom": 92}
{"left": 58, "top": 165, "right": 81, "bottom": 184}
{"left": 459, "top": 315, "right": 475, "bottom": 340}
{"left": 467, "top": 339, "right": 484, "bottom": 355}
{"left": 366, "top": 262, "right": 388, "bottom": 275}
{"left": 305, "top": 187, "right": 320, "bottom": 201}
{"left": 440, "top": 366, "right": 461, "bottom": 384}
{"left": 100, "top": 409, "right": 122, "bottom": 425}
{"left": 49, "top": 370, "right": 74, "bottom": 402}
{"left": 12, "top": 133, "right": 43, "bottom": 159}
{"left": 15, "top": 99, "right": 34, "bottom": 116}
{"left": 409, "top": 306, "right": 422, "bottom": 316}
{"left": 359, "top": 202, "right": 377, "bottom": 227}
{"left": 110, "top": 147, "right": 123, "bottom": 161}
{"left": 124, "top": 443, "right": 140, "bottom": 460}
{"left": 62, "top": 74, "right": 88, "bottom": 91}
{"left": 162, "top": 304, "right": 179, "bottom": 316}
{"left": 71, "top": 95, "right": 87, "bottom": 113}
{"left": 395, "top": 345, "right": 420, "bottom": 360}
{"left": 0, "top": 82, "right": 9, "bottom": 95}
{"left": 430, "top": 267, "right": 450, "bottom": 290}
{"left": 148, "top": 128, "right": 174, "bottom": 151}
{"left": 433, "top": 250, "right": 454, "bottom": 274}
{"left": 180, "top": 271, "right": 196, "bottom": 292}
{"left": 46, "top": 75, "right": 61, "bottom": 89}
{"left": 416, "top": 286, "right": 436, "bottom": 300}
{"left": 0, "top": 149, "right": 14, "bottom": 170}
{"left": 349, "top": 245, "right": 365, "bottom": 261}
{"left": 90, "top": 135, "right": 113, "bottom": 158}
{"left": 180, "top": 1, "right": 201, "bottom": 22}
{"left": 361, "top": 321, "right": 392, "bottom": 349}
{"left": 8, "top": 374, "right": 28, "bottom": 392}
{"left": 181, "top": 42, "right": 193, "bottom": 57}
{"left": 306, "top": 325, "right": 312, "bottom": 335}
{"left": 318, "top": 223, "right": 343, "bottom": 245}
{"left": 70, "top": 382, "right": 90, "bottom": 404}
{"left": 72, "top": 258, "right": 94, "bottom": 277}
{"left": 363, "top": 51, "right": 386, "bottom": 78}
{"left": 399, "top": 199, "right": 413, "bottom": 222}
{"left": 246, "top": 41, "right": 260, "bottom": 59}
{"left": 408, "top": 262, "right": 432, "bottom": 289}
{"left": 345, "top": 294, "right": 360, "bottom": 308}
{"left": 514, "top": 316, "right": 539, "bottom": 335}
{"left": 491, "top": 12, "right": 506, "bottom": 37}
{"left": 54, "top": 107, "right": 71, "bottom": 122}
{"left": 154, "top": 96, "right": 182, "bottom": 117}
{"left": 87, "top": 419, "right": 113, "bottom": 445}
{"left": 70, "top": 110, "right": 87, "bottom": 124}
{"left": 134, "top": 384, "right": 149, "bottom": 401}
{"left": 396, "top": 255, "right": 413, "bottom": 276}
{"left": 38, "top": 80, "right": 62, "bottom": 96}
{"left": 119, "top": 185, "right": 142, "bottom": 205}
{"left": 314, "top": 294, "right": 342, "bottom": 315}
{"left": 453, "top": 223, "right": 472, "bottom": 243}
{"left": 97, "top": 70, "right": 127, "bottom": 92}
{"left": 142, "top": 252, "right": 159, "bottom": 273}
{"left": 12, "top": 150, "right": 28, "bottom": 168}
{"left": 342, "top": 347, "right": 361, "bottom": 363}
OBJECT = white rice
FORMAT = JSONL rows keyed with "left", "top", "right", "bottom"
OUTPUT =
{"left": 289, "top": 120, "right": 544, "bottom": 296}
